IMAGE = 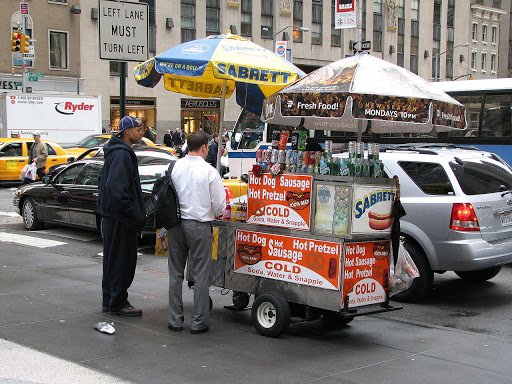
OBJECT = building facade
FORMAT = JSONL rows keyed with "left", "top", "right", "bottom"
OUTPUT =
{"left": 0, "top": 1, "right": 510, "bottom": 141}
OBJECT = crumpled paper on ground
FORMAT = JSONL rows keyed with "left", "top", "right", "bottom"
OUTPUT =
{"left": 94, "top": 322, "right": 115, "bottom": 335}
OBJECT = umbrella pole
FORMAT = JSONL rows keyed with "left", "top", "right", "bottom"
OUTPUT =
{"left": 216, "top": 79, "right": 227, "bottom": 174}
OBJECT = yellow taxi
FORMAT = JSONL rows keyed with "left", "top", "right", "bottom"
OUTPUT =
{"left": 0, "top": 138, "right": 74, "bottom": 183}
{"left": 64, "top": 134, "right": 176, "bottom": 157}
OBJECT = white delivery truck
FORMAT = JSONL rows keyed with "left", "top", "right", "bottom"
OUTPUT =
{"left": 0, "top": 93, "right": 102, "bottom": 144}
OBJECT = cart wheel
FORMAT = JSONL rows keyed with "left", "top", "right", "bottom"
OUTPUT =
{"left": 209, "top": 296, "right": 213, "bottom": 311}
{"left": 322, "top": 311, "right": 354, "bottom": 329}
{"left": 251, "top": 292, "right": 290, "bottom": 338}
{"left": 232, "top": 291, "right": 250, "bottom": 310}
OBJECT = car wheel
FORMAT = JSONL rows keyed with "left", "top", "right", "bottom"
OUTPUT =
{"left": 22, "top": 198, "right": 43, "bottom": 230}
{"left": 455, "top": 266, "right": 502, "bottom": 282}
{"left": 391, "top": 239, "right": 433, "bottom": 303}
{"left": 322, "top": 311, "right": 354, "bottom": 329}
{"left": 251, "top": 292, "right": 290, "bottom": 338}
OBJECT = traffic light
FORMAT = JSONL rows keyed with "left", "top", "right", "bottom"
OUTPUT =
{"left": 11, "top": 31, "right": 22, "bottom": 52}
{"left": 20, "top": 33, "right": 30, "bottom": 54}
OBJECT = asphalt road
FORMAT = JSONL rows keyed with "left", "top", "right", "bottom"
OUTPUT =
{"left": 3, "top": 185, "right": 512, "bottom": 383}
{"left": 2, "top": 185, "right": 512, "bottom": 342}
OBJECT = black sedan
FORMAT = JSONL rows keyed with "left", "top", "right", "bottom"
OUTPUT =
{"left": 13, "top": 157, "right": 173, "bottom": 236}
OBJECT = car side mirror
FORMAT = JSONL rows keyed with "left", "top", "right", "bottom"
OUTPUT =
{"left": 42, "top": 175, "right": 52, "bottom": 184}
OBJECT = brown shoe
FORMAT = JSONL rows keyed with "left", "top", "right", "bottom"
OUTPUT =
{"left": 110, "top": 305, "right": 142, "bottom": 317}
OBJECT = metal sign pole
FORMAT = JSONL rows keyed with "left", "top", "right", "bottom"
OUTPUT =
{"left": 21, "top": 11, "right": 27, "bottom": 93}
{"left": 356, "top": 0, "right": 363, "bottom": 142}
{"left": 120, "top": 62, "right": 126, "bottom": 118}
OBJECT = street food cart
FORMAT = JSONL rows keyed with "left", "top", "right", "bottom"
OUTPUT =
{"left": 209, "top": 170, "right": 402, "bottom": 337}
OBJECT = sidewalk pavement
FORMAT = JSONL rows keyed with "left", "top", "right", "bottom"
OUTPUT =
{"left": 1, "top": 241, "right": 512, "bottom": 384}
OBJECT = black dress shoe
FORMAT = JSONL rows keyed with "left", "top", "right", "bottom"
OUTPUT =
{"left": 102, "top": 306, "right": 108, "bottom": 312}
{"left": 110, "top": 304, "right": 142, "bottom": 317}
{"left": 167, "top": 324, "right": 183, "bottom": 332}
{"left": 190, "top": 326, "right": 209, "bottom": 334}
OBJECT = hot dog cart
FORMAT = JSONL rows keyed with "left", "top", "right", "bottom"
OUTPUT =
{"left": 209, "top": 171, "right": 402, "bottom": 337}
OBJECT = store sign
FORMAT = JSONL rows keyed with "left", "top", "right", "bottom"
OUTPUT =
{"left": 351, "top": 185, "right": 395, "bottom": 235}
{"left": 111, "top": 98, "right": 155, "bottom": 106}
{"left": 180, "top": 99, "right": 221, "bottom": 109}
{"left": 234, "top": 230, "right": 341, "bottom": 290}
{"left": 99, "top": 0, "right": 148, "bottom": 62}
{"left": 342, "top": 241, "right": 390, "bottom": 307}
{"left": 247, "top": 173, "right": 313, "bottom": 230}
{"left": 335, "top": 0, "right": 357, "bottom": 29}
{"left": 275, "top": 40, "right": 287, "bottom": 60}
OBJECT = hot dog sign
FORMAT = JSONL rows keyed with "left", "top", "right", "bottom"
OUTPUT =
{"left": 234, "top": 230, "right": 341, "bottom": 290}
{"left": 247, "top": 173, "right": 313, "bottom": 230}
{"left": 351, "top": 185, "right": 395, "bottom": 234}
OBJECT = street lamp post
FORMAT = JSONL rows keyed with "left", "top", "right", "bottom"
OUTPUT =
{"left": 272, "top": 25, "right": 309, "bottom": 55}
{"left": 434, "top": 42, "right": 470, "bottom": 82}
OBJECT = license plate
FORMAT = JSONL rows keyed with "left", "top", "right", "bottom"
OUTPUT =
{"left": 501, "top": 213, "right": 512, "bottom": 227}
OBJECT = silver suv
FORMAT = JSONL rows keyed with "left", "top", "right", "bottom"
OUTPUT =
{"left": 380, "top": 144, "right": 512, "bottom": 302}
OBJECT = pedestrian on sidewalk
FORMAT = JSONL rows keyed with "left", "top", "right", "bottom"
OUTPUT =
{"left": 98, "top": 116, "right": 146, "bottom": 317}
{"left": 167, "top": 131, "right": 226, "bottom": 334}
{"left": 163, "top": 129, "right": 173, "bottom": 147}
{"left": 28, "top": 132, "right": 48, "bottom": 181}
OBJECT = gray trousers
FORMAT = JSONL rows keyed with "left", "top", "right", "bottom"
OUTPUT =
{"left": 168, "top": 220, "right": 212, "bottom": 330}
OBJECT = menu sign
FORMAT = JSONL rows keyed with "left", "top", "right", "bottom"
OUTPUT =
{"left": 234, "top": 230, "right": 341, "bottom": 290}
{"left": 247, "top": 173, "right": 313, "bottom": 230}
{"left": 351, "top": 185, "right": 395, "bottom": 235}
{"left": 342, "top": 241, "right": 390, "bottom": 307}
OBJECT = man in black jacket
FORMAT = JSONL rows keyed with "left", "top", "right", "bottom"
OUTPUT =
{"left": 98, "top": 116, "right": 146, "bottom": 316}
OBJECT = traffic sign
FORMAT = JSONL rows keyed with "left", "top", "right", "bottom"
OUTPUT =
{"left": 99, "top": 0, "right": 149, "bottom": 62}
{"left": 20, "top": 2, "right": 29, "bottom": 14}
{"left": 353, "top": 41, "right": 371, "bottom": 51}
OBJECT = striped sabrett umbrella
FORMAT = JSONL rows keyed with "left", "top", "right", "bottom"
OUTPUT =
{"left": 134, "top": 33, "right": 304, "bottom": 171}
{"left": 261, "top": 53, "right": 467, "bottom": 135}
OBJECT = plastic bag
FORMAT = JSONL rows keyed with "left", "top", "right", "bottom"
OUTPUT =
{"left": 20, "top": 164, "right": 30, "bottom": 181}
{"left": 155, "top": 227, "right": 168, "bottom": 257}
{"left": 24, "top": 163, "right": 37, "bottom": 181}
{"left": 388, "top": 239, "right": 420, "bottom": 296}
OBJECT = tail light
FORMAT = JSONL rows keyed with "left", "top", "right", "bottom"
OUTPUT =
{"left": 450, "top": 203, "right": 480, "bottom": 232}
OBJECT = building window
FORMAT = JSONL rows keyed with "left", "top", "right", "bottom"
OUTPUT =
{"left": 471, "top": 51, "right": 477, "bottom": 70}
{"left": 294, "top": 0, "right": 304, "bottom": 43}
{"left": 447, "top": 0, "right": 454, "bottom": 27}
{"left": 206, "top": 0, "right": 220, "bottom": 36}
{"left": 261, "top": 0, "right": 273, "bottom": 39}
{"left": 481, "top": 52, "right": 487, "bottom": 71}
{"left": 472, "top": 23, "right": 478, "bottom": 41}
{"left": 241, "top": 0, "right": 252, "bottom": 36}
{"left": 140, "top": 0, "right": 156, "bottom": 54}
{"left": 311, "top": 0, "right": 323, "bottom": 45}
{"left": 397, "top": 0, "right": 404, "bottom": 67}
{"left": 491, "top": 53, "right": 496, "bottom": 72}
{"left": 482, "top": 24, "right": 487, "bottom": 43}
{"left": 373, "top": 0, "right": 382, "bottom": 52}
{"left": 492, "top": 0, "right": 501, "bottom": 8}
{"left": 410, "top": 0, "right": 419, "bottom": 74}
{"left": 181, "top": 0, "right": 196, "bottom": 43}
{"left": 331, "top": 0, "right": 341, "bottom": 47}
{"left": 491, "top": 25, "right": 497, "bottom": 44}
{"left": 49, "top": 30, "right": 68, "bottom": 70}
{"left": 110, "top": 62, "right": 127, "bottom": 77}
{"left": 411, "top": 0, "right": 419, "bottom": 21}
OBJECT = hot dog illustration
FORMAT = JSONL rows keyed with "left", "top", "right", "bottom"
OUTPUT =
{"left": 237, "top": 244, "right": 262, "bottom": 265}
{"left": 286, "top": 191, "right": 311, "bottom": 210}
{"left": 368, "top": 211, "right": 393, "bottom": 230}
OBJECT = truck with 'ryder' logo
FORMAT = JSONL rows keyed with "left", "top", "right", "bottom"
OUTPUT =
{"left": 0, "top": 93, "right": 102, "bottom": 144}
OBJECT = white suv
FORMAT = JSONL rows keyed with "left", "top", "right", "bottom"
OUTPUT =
{"left": 379, "top": 144, "right": 512, "bottom": 302}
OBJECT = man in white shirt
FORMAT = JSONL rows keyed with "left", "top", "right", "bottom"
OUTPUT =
{"left": 167, "top": 131, "right": 226, "bottom": 334}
